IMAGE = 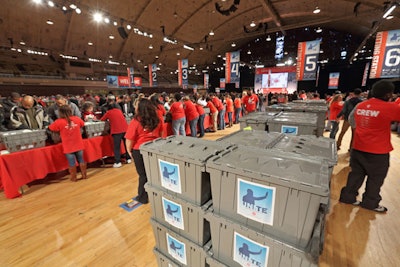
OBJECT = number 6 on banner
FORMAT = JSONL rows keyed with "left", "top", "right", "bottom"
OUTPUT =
{"left": 385, "top": 48, "right": 400, "bottom": 67}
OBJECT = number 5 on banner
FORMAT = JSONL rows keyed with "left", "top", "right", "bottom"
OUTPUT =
{"left": 305, "top": 55, "right": 317, "bottom": 72}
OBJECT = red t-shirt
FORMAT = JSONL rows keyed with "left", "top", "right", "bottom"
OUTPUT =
{"left": 49, "top": 116, "right": 85, "bottom": 154}
{"left": 234, "top": 98, "right": 242, "bottom": 109}
{"left": 226, "top": 98, "right": 234, "bottom": 112}
{"left": 353, "top": 98, "right": 400, "bottom": 154}
{"left": 100, "top": 108, "right": 128, "bottom": 134}
{"left": 329, "top": 101, "right": 343, "bottom": 120}
{"left": 169, "top": 101, "right": 185, "bottom": 120}
{"left": 243, "top": 94, "right": 258, "bottom": 112}
{"left": 125, "top": 118, "right": 162, "bottom": 150}
{"left": 183, "top": 100, "right": 199, "bottom": 121}
{"left": 206, "top": 101, "right": 217, "bottom": 114}
{"left": 212, "top": 97, "right": 224, "bottom": 111}
{"left": 195, "top": 104, "right": 205, "bottom": 115}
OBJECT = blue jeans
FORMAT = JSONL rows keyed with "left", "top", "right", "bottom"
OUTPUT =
{"left": 65, "top": 150, "right": 84, "bottom": 167}
{"left": 112, "top": 132, "right": 130, "bottom": 163}
{"left": 234, "top": 108, "right": 241, "bottom": 124}
{"left": 227, "top": 112, "right": 233, "bottom": 125}
{"left": 197, "top": 114, "right": 205, "bottom": 137}
{"left": 189, "top": 117, "right": 199, "bottom": 137}
{"left": 218, "top": 109, "right": 226, "bottom": 130}
{"left": 172, "top": 117, "right": 186, "bottom": 136}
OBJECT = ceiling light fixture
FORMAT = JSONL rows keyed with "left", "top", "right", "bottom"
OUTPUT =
{"left": 247, "top": 50, "right": 251, "bottom": 54}
{"left": 126, "top": 24, "right": 132, "bottom": 30}
{"left": 69, "top": 4, "right": 77, "bottom": 9}
{"left": 149, "top": 44, "right": 153, "bottom": 49}
{"left": 386, "top": 15, "right": 394, "bottom": 19}
{"left": 313, "top": 6, "right": 321, "bottom": 14}
{"left": 88, "top": 42, "right": 93, "bottom": 46}
{"left": 209, "top": 30, "right": 214, "bottom": 36}
{"left": 47, "top": 1, "right": 54, "bottom": 7}
{"left": 109, "top": 35, "right": 115, "bottom": 39}
{"left": 75, "top": 8, "right": 81, "bottom": 14}
{"left": 250, "top": 21, "right": 256, "bottom": 27}
{"left": 177, "top": 52, "right": 180, "bottom": 56}
{"left": 316, "top": 27, "right": 322, "bottom": 33}
{"left": 266, "top": 35, "right": 271, "bottom": 41}
{"left": 93, "top": 12, "right": 103, "bottom": 23}
{"left": 231, "top": 42, "right": 236, "bottom": 47}
{"left": 46, "top": 19, "right": 54, "bottom": 25}
{"left": 183, "top": 44, "right": 194, "bottom": 51}
{"left": 383, "top": 4, "right": 396, "bottom": 18}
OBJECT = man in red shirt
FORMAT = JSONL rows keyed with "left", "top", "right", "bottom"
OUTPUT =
{"left": 242, "top": 90, "right": 258, "bottom": 114}
{"left": 339, "top": 80, "right": 400, "bottom": 213}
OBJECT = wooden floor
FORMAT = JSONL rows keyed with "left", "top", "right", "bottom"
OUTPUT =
{"left": 1, "top": 122, "right": 400, "bottom": 267}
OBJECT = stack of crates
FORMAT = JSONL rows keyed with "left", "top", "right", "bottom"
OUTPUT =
{"left": 239, "top": 111, "right": 319, "bottom": 136}
{"left": 0, "top": 129, "right": 47, "bottom": 152}
{"left": 205, "top": 145, "right": 331, "bottom": 267}
{"left": 83, "top": 121, "right": 110, "bottom": 138}
{"left": 266, "top": 103, "right": 327, "bottom": 136}
{"left": 140, "top": 136, "right": 233, "bottom": 266}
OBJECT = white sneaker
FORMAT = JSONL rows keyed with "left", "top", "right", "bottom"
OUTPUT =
{"left": 113, "top": 162, "right": 122, "bottom": 168}
{"left": 127, "top": 159, "right": 132, "bottom": 164}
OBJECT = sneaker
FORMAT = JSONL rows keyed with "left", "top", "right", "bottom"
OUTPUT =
{"left": 113, "top": 162, "right": 122, "bottom": 168}
{"left": 126, "top": 159, "right": 132, "bottom": 164}
{"left": 372, "top": 205, "right": 388, "bottom": 213}
{"left": 352, "top": 201, "right": 361, "bottom": 206}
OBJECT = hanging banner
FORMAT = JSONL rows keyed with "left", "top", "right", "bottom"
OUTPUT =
{"left": 328, "top": 72, "right": 340, "bottom": 89}
{"left": 275, "top": 36, "right": 285, "bottom": 60}
{"left": 107, "top": 75, "right": 130, "bottom": 88}
{"left": 149, "top": 64, "right": 157, "bottom": 87}
{"left": 219, "top": 78, "right": 225, "bottom": 90}
{"left": 127, "top": 67, "right": 134, "bottom": 87}
{"left": 369, "top": 29, "right": 400, "bottom": 79}
{"left": 296, "top": 40, "right": 321, "bottom": 81}
{"left": 362, "top": 62, "right": 370, "bottom": 87}
{"left": 204, "top": 73, "right": 209, "bottom": 89}
{"left": 178, "top": 59, "right": 189, "bottom": 88}
{"left": 225, "top": 51, "right": 240, "bottom": 88}
{"left": 133, "top": 77, "right": 142, "bottom": 88}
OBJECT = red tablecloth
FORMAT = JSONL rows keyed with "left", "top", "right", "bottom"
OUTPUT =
{"left": 0, "top": 135, "right": 116, "bottom": 199}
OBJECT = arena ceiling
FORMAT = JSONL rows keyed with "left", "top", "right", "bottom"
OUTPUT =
{"left": 0, "top": 0, "right": 399, "bottom": 82}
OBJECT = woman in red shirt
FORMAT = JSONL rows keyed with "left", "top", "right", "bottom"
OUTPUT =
{"left": 206, "top": 97, "right": 218, "bottom": 132}
{"left": 234, "top": 95, "right": 242, "bottom": 124}
{"left": 183, "top": 96, "right": 199, "bottom": 137}
{"left": 225, "top": 94, "right": 234, "bottom": 127}
{"left": 101, "top": 103, "right": 130, "bottom": 168}
{"left": 49, "top": 105, "right": 86, "bottom": 181}
{"left": 125, "top": 98, "right": 163, "bottom": 204}
{"left": 149, "top": 93, "right": 166, "bottom": 137}
{"left": 169, "top": 93, "right": 186, "bottom": 136}
{"left": 329, "top": 94, "right": 343, "bottom": 139}
{"left": 195, "top": 101, "right": 205, "bottom": 137}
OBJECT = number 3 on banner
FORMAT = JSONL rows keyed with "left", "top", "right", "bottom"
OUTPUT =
{"left": 385, "top": 48, "right": 400, "bottom": 67}
{"left": 231, "top": 62, "right": 239, "bottom": 76}
{"left": 305, "top": 55, "right": 317, "bottom": 72}
{"left": 182, "top": 69, "right": 188, "bottom": 80}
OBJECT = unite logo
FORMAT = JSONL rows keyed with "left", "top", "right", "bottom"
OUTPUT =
{"left": 234, "top": 232, "right": 269, "bottom": 267}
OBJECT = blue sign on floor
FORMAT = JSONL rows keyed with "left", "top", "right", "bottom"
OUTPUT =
{"left": 119, "top": 196, "right": 142, "bottom": 212}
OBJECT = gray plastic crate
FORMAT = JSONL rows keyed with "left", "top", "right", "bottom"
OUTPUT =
{"left": 0, "top": 129, "right": 47, "bottom": 152}
{"left": 268, "top": 112, "right": 318, "bottom": 136}
{"left": 292, "top": 100, "right": 327, "bottom": 106}
{"left": 207, "top": 146, "right": 330, "bottom": 249}
{"left": 153, "top": 248, "right": 181, "bottom": 267}
{"left": 266, "top": 104, "right": 326, "bottom": 136}
{"left": 146, "top": 184, "right": 212, "bottom": 246}
{"left": 217, "top": 130, "right": 337, "bottom": 167}
{"left": 140, "top": 136, "right": 232, "bottom": 205}
{"left": 84, "top": 121, "right": 110, "bottom": 138}
{"left": 151, "top": 218, "right": 210, "bottom": 267}
{"left": 206, "top": 255, "right": 228, "bottom": 267}
{"left": 271, "top": 134, "right": 337, "bottom": 167}
{"left": 238, "top": 112, "right": 278, "bottom": 131}
{"left": 217, "top": 130, "right": 282, "bottom": 150}
{"left": 205, "top": 212, "right": 319, "bottom": 267}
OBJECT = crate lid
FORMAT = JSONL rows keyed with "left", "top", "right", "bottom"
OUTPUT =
{"left": 207, "top": 146, "right": 330, "bottom": 196}
{"left": 140, "top": 136, "right": 232, "bottom": 165}
{"left": 271, "top": 113, "right": 317, "bottom": 125}
{"left": 271, "top": 135, "right": 337, "bottom": 166}
{"left": 238, "top": 112, "right": 279, "bottom": 123}
{"left": 217, "top": 130, "right": 282, "bottom": 149}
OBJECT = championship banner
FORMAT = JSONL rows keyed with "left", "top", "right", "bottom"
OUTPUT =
{"left": 296, "top": 40, "right": 321, "bottom": 81}
{"left": 178, "top": 59, "right": 188, "bottom": 88}
{"left": 107, "top": 75, "right": 130, "bottom": 88}
{"left": 219, "top": 78, "right": 225, "bottom": 90}
{"left": 133, "top": 77, "right": 142, "bottom": 88}
{"left": 362, "top": 62, "right": 370, "bottom": 87}
{"left": 204, "top": 73, "right": 209, "bottom": 89}
{"left": 127, "top": 67, "right": 134, "bottom": 87}
{"left": 225, "top": 51, "right": 240, "bottom": 88}
{"left": 149, "top": 64, "right": 157, "bottom": 87}
{"left": 328, "top": 72, "right": 340, "bottom": 89}
{"left": 369, "top": 29, "right": 400, "bottom": 79}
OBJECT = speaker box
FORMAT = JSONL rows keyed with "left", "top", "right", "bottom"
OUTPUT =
{"left": 117, "top": 27, "right": 128, "bottom": 39}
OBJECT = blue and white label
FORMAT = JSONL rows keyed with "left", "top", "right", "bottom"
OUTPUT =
{"left": 159, "top": 159, "right": 181, "bottom": 193}
{"left": 162, "top": 197, "right": 184, "bottom": 230}
{"left": 237, "top": 179, "right": 275, "bottom": 226}
{"left": 166, "top": 233, "right": 187, "bottom": 265}
{"left": 281, "top": 125, "right": 298, "bottom": 135}
{"left": 233, "top": 232, "right": 269, "bottom": 267}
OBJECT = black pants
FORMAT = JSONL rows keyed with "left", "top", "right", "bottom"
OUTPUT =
{"left": 132, "top": 149, "right": 148, "bottom": 204}
{"left": 340, "top": 149, "right": 389, "bottom": 209}
{"left": 112, "top": 133, "right": 130, "bottom": 163}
